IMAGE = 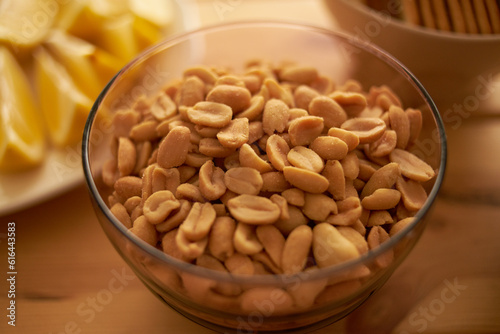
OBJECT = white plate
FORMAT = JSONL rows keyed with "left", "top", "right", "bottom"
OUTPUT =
{"left": 0, "top": 0, "right": 201, "bottom": 217}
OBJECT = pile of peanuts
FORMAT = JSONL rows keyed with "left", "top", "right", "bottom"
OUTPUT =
{"left": 103, "top": 59, "right": 435, "bottom": 285}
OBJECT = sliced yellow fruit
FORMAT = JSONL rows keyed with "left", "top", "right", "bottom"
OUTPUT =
{"left": 34, "top": 47, "right": 93, "bottom": 148}
{"left": 97, "top": 14, "right": 139, "bottom": 62}
{"left": 0, "top": 0, "right": 56, "bottom": 50}
{"left": 89, "top": 47, "right": 125, "bottom": 86}
{"left": 130, "top": 0, "right": 175, "bottom": 28}
{"left": 133, "top": 16, "right": 164, "bottom": 51}
{"left": 0, "top": 47, "right": 45, "bottom": 172}
{"left": 44, "top": 30, "right": 102, "bottom": 100}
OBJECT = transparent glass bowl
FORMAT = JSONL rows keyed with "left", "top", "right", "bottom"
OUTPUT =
{"left": 82, "top": 22, "right": 447, "bottom": 333}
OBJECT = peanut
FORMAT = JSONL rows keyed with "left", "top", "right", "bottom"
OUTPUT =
{"left": 281, "top": 225, "right": 313, "bottom": 274}
{"left": 157, "top": 126, "right": 191, "bottom": 169}
{"left": 227, "top": 194, "right": 281, "bottom": 225}
{"left": 341, "top": 117, "right": 386, "bottom": 144}
{"left": 312, "top": 223, "right": 360, "bottom": 268}
{"left": 288, "top": 116, "right": 324, "bottom": 146}
{"left": 224, "top": 167, "right": 263, "bottom": 195}
{"left": 208, "top": 216, "right": 236, "bottom": 261}
{"left": 283, "top": 166, "right": 329, "bottom": 194}
{"left": 287, "top": 146, "right": 324, "bottom": 173}
{"left": 389, "top": 149, "right": 436, "bottom": 182}
{"left": 187, "top": 101, "right": 232, "bottom": 127}
{"left": 179, "top": 202, "right": 216, "bottom": 241}
{"left": 309, "top": 95, "right": 347, "bottom": 128}
{"left": 206, "top": 84, "right": 251, "bottom": 113}
{"left": 198, "top": 160, "right": 226, "bottom": 201}
{"left": 143, "top": 190, "right": 180, "bottom": 225}
{"left": 262, "top": 99, "right": 290, "bottom": 135}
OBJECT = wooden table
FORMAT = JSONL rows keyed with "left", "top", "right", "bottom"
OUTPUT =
{"left": 1, "top": 1, "right": 500, "bottom": 333}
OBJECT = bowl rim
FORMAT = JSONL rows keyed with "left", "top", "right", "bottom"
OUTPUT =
{"left": 82, "top": 20, "right": 448, "bottom": 284}
{"left": 330, "top": 0, "right": 500, "bottom": 42}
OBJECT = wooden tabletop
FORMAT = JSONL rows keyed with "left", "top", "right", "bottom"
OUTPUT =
{"left": 1, "top": 1, "right": 500, "bottom": 333}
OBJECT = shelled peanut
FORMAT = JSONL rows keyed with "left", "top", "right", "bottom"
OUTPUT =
{"left": 102, "top": 60, "right": 436, "bottom": 313}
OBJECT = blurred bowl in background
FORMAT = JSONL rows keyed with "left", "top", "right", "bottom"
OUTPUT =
{"left": 324, "top": 0, "right": 500, "bottom": 113}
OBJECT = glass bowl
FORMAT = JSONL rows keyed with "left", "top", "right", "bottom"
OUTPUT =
{"left": 82, "top": 21, "right": 447, "bottom": 333}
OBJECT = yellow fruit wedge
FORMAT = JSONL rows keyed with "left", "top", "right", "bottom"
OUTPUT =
{"left": 130, "top": 0, "right": 175, "bottom": 28}
{"left": 133, "top": 16, "right": 164, "bottom": 51}
{"left": 0, "top": 0, "right": 56, "bottom": 51}
{"left": 44, "top": 30, "right": 102, "bottom": 100}
{"left": 97, "top": 14, "right": 139, "bottom": 62}
{"left": 34, "top": 47, "right": 93, "bottom": 148}
{"left": 0, "top": 47, "right": 45, "bottom": 172}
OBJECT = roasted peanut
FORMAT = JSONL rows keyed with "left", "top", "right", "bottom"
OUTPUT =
{"left": 274, "top": 205, "right": 308, "bottom": 236}
{"left": 368, "top": 130, "right": 397, "bottom": 158}
{"left": 310, "top": 136, "right": 348, "bottom": 161}
{"left": 322, "top": 160, "right": 346, "bottom": 200}
{"left": 224, "top": 167, "right": 263, "bottom": 195}
{"left": 179, "top": 202, "right": 216, "bottom": 241}
{"left": 177, "top": 75, "right": 205, "bottom": 107}
{"left": 302, "top": 193, "right": 338, "bottom": 221}
{"left": 129, "top": 215, "right": 157, "bottom": 247}
{"left": 199, "top": 137, "right": 235, "bottom": 158}
{"left": 367, "top": 210, "right": 394, "bottom": 227}
{"left": 388, "top": 105, "right": 410, "bottom": 149}
{"left": 283, "top": 166, "right": 330, "bottom": 194}
{"left": 337, "top": 226, "right": 369, "bottom": 254}
{"left": 208, "top": 216, "right": 236, "bottom": 261}
{"left": 360, "top": 162, "right": 400, "bottom": 198}
{"left": 288, "top": 116, "right": 324, "bottom": 146}
{"left": 110, "top": 203, "right": 132, "bottom": 228}
{"left": 396, "top": 176, "right": 428, "bottom": 211}
{"left": 238, "top": 143, "right": 273, "bottom": 173}
{"left": 143, "top": 190, "right": 180, "bottom": 225}
{"left": 217, "top": 118, "right": 249, "bottom": 149}
{"left": 206, "top": 84, "right": 251, "bottom": 113}
{"left": 111, "top": 109, "right": 141, "bottom": 137}
{"left": 236, "top": 95, "right": 265, "bottom": 121}
{"left": 261, "top": 171, "right": 291, "bottom": 193}
{"left": 287, "top": 146, "right": 324, "bottom": 173}
{"left": 240, "top": 288, "right": 294, "bottom": 315}
{"left": 327, "top": 127, "right": 360, "bottom": 152}
{"left": 389, "top": 149, "right": 436, "bottom": 182}
{"left": 266, "top": 134, "right": 291, "bottom": 171}
{"left": 367, "top": 225, "right": 393, "bottom": 268}
{"left": 224, "top": 252, "right": 255, "bottom": 275}
{"left": 326, "top": 196, "right": 362, "bottom": 226}
{"left": 256, "top": 225, "right": 286, "bottom": 268}
{"left": 227, "top": 194, "right": 281, "bottom": 225}
{"left": 175, "top": 227, "right": 208, "bottom": 260}
{"left": 294, "top": 85, "right": 320, "bottom": 110}
{"left": 262, "top": 99, "right": 290, "bottom": 135}
{"left": 341, "top": 117, "right": 386, "bottom": 144}
{"left": 329, "top": 91, "right": 367, "bottom": 117}
{"left": 157, "top": 126, "right": 191, "bottom": 169}
{"left": 233, "top": 223, "right": 263, "bottom": 255}
{"left": 281, "top": 188, "right": 305, "bottom": 207}
{"left": 361, "top": 188, "right": 401, "bottom": 210}
{"left": 152, "top": 167, "right": 181, "bottom": 193}
{"left": 281, "top": 225, "right": 313, "bottom": 274}
{"left": 117, "top": 137, "right": 136, "bottom": 177}
{"left": 187, "top": 101, "right": 232, "bottom": 127}
{"left": 312, "top": 223, "right": 360, "bottom": 268}
{"left": 198, "top": 160, "right": 226, "bottom": 201}
{"left": 161, "top": 229, "right": 191, "bottom": 262}
{"left": 114, "top": 176, "right": 142, "bottom": 199}
{"left": 156, "top": 200, "right": 191, "bottom": 233}
{"left": 309, "top": 95, "right": 347, "bottom": 128}
{"left": 279, "top": 65, "right": 318, "bottom": 84}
